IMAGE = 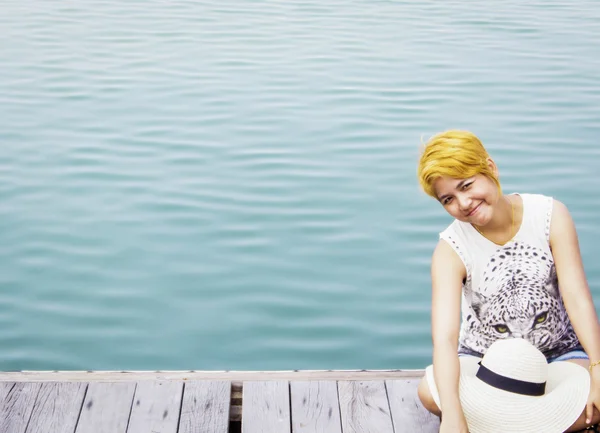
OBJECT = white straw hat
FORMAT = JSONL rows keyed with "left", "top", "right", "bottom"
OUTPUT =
{"left": 425, "top": 338, "right": 590, "bottom": 433}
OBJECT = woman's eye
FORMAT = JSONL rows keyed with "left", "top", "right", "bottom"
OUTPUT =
{"left": 494, "top": 324, "right": 509, "bottom": 333}
{"left": 443, "top": 197, "right": 453, "bottom": 205}
{"left": 462, "top": 182, "right": 473, "bottom": 190}
{"left": 535, "top": 312, "right": 548, "bottom": 324}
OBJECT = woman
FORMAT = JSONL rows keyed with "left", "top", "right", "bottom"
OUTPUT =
{"left": 415, "top": 130, "right": 600, "bottom": 433}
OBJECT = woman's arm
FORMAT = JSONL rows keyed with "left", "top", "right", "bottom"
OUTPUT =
{"left": 549, "top": 199, "right": 600, "bottom": 362}
{"left": 431, "top": 239, "right": 467, "bottom": 417}
{"left": 550, "top": 199, "right": 600, "bottom": 423}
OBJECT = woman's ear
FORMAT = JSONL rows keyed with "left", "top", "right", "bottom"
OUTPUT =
{"left": 486, "top": 157, "right": 499, "bottom": 178}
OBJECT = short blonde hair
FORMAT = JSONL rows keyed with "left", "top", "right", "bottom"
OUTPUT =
{"left": 417, "top": 130, "right": 500, "bottom": 198}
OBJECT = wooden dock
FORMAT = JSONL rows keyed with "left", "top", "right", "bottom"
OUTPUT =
{"left": 0, "top": 369, "right": 439, "bottom": 432}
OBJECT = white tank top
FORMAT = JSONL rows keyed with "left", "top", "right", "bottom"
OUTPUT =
{"left": 440, "top": 193, "right": 581, "bottom": 359}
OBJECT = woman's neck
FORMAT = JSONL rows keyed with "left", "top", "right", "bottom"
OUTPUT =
{"left": 472, "top": 194, "right": 522, "bottom": 245}
{"left": 483, "top": 195, "right": 513, "bottom": 233}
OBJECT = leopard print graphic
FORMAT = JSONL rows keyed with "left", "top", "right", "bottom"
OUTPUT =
{"left": 459, "top": 242, "right": 580, "bottom": 359}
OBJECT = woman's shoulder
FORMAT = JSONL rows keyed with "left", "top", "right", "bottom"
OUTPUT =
{"left": 438, "top": 219, "right": 476, "bottom": 255}
{"left": 519, "top": 192, "right": 556, "bottom": 214}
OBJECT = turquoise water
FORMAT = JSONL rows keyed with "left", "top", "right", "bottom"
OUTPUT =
{"left": 1, "top": 0, "right": 600, "bottom": 371}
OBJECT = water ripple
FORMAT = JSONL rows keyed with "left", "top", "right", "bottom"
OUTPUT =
{"left": 0, "top": 0, "right": 599, "bottom": 371}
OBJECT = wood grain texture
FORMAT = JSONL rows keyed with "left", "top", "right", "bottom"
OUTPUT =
{"left": 0, "top": 382, "right": 15, "bottom": 404}
{"left": 337, "top": 381, "right": 394, "bottom": 433}
{"left": 386, "top": 379, "right": 440, "bottom": 433}
{"left": 127, "top": 381, "right": 183, "bottom": 433}
{"left": 26, "top": 382, "right": 87, "bottom": 433}
{"left": 178, "top": 380, "right": 230, "bottom": 433}
{"left": 75, "top": 382, "right": 136, "bottom": 433}
{"left": 242, "top": 381, "right": 290, "bottom": 433}
{"left": 290, "top": 381, "right": 342, "bottom": 433}
{"left": 0, "top": 382, "right": 42, "bottom": 433}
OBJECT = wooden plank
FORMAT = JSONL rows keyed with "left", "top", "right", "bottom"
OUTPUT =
{"left": 126, "top": 381, "right": 183, "bottom": 433}
{"left": 26, "top": 382, "right": 88, "bottom": 433}
{"left": 290, "top": 381, "right": 342, "bottom": 433}
{"left": 179, "top": 380, "right": 230, "bottom": 433}
{"left": 0, "top": 382, "right": 15, "bottom": 403}
{"left": 0, "top": 382, "right": 42, "bottom": 433}
{"left": 75, "top": 382, "right": 136, "bottom": 433}
{"left": 0, "top": 369, "right": 425, "bottom": 382}
{"left": 386, "top": 379, "right": 440, "bottom": 433}
{"left": 242, "top": 381, "right": 290, "bottom": 433}
{"left": 337, "top": 381, "right": 394, "bottom": 433}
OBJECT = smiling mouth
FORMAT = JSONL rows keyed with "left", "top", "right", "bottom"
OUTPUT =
{"left": 467, "top": 202, "right": 482, "bottom": 216}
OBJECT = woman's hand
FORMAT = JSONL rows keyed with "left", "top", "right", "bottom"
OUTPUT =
{"left": 439, "top": 410, "right": 469, "bottom": 433}
{"left": 585, "top": 371, "right": 600, "bottom": 424}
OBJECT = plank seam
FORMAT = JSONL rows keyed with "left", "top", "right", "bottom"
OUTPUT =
{"left": 175, "top": 381, "right": 186, "bottom": 433}
{"left": 124, "top": 382, "right": 138, "bottom": 433}
{"left": 288, "top": 381, "right": 293, "bottom": 433}
{"left": 23, "top": 382, "right": 43, "bottom": 433}
{"left": 335, "top": 381, "right": 343, "bottom": 433}
{"left": 383, "top": 380, "right": 396, "bottom": 433}
{"left": 72, "top": 383, "right": 89, "bottom": 433}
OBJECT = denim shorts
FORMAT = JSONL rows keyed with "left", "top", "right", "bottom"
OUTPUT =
{"left": 459, "top": 349, "right": 588, "bottom": 364}
{"left": 546, "top": 349, "right": 589, "bottom": 363}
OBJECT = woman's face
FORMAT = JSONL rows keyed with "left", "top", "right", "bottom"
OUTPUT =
{"left": 433, "top": 173, "right": 502, "bottom": 227}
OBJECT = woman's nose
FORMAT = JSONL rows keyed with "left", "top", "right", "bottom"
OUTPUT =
{"left": 457, "top": 195, "right": 471, "bottom": 210}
